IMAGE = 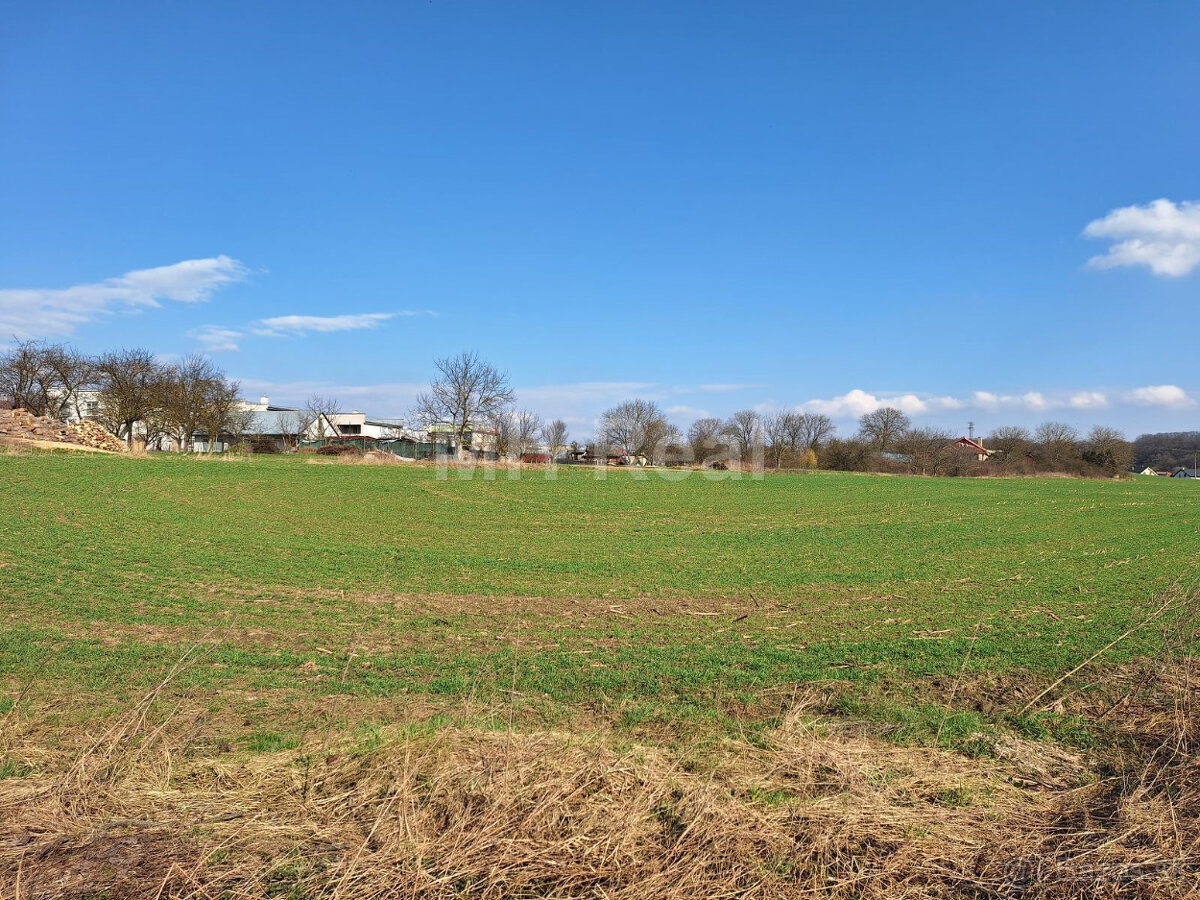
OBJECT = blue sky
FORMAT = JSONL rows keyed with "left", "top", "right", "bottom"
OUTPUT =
{"left": 2, "top": 1, "right": 1198, "bottom": 439}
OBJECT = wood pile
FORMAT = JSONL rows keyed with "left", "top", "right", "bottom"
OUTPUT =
{"left": 0, "top": 408, "right": 126, "bottom": 452}
{"left": 70, "top": 420, "right": 128, "bottom": 452}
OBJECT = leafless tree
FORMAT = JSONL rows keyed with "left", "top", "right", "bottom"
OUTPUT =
{"left": 159, "top": 355, "right": 226, "bottom": 452}
{"left": 224, "top": 405, "right": 257, "bottom": 450}
{"left": 987, "top": 425, "right": 1032, "bottom": 458}
{"left": 764, "top": 411, "right": 832, "bottom": 468}
{"left": 541, "top": 418, "right": 569, "bottom": 459}
{"left": 303, "top": 394, "right": 341, "bottom": 441}
{"left": 1034, "top": 420, "right": 1080, "bottom": 469}
{"left": 95, "top": 348, "right": 167, "bottom": 446}
{"left": 899, "top": 427, "right": 956, "bottom": 475}
{"left": 489, "top": 408, "right": 517, "bottom": 458}
{"left": 414, "top": 351, "right": 514, "bottom": 458}
{"left": 724, "top": 410, "right": 762, "bottom": 461}
{"left": 656, "top": 423, "right": 683, "bottom": 465}
{"left": 200, "top": 380, "right": 243, "bottom": 452}
{"left": 687, "top": 417, "right": 728, "bottom": 465}
{"left": 513, "top": 409, "right": 542, "bottom": 457}
{"left": 763, "top": 413, "right": 790, "bottom": 468}
{"left": 1083, "top": 425, "right": 1133, "bottom": 474}
{"left": 857, "top": 407, "right": 910, "bottom": 452}
{"left": 798, "top": 412, "right": 836, "bottom": 450}
{"left": 0, "top": 339, "right": 95, "bottom": 419}
{"left": 600, "top": 399, "right": 671, "bottom": 459}
{"left": 275, "top": 410, "right": 301, "bottom": 451}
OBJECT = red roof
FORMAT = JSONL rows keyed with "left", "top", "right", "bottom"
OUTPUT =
{"left": 952, "top": 436, "right": 990, "bottom": 454}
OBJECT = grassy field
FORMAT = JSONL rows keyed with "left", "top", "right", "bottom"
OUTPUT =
{"left": 1, "top": 452, "right": 1196, "bottom": 743}
{"left": 2, "top": 452, "right": 1198, "bottom": 897}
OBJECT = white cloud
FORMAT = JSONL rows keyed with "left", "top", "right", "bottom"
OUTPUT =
{"left": 1084, "top": 199, "right": 1200, "bottom": 277}
{"left": 1126, "top": 384, "right": 1194, "bottom": 408}
{"left": 252, "top": 313, "right": 398, "bottom": 336}
{"left": 801, "top": 389, "right": 959, "bottom": 418}
{"left": 665, "top": 404, "right": 712, "bottom": 424}
{"left": 192, "top": 325, "right": 244, "bottom": 353}
{"left": 1022, "top": 392, "right": 1051, "bottom": 412}
{"left": 1069, "top": 391, "right": 1108, "bottom": 410}
{"left": 696, "top": 383, "right": 761, "bottom": 393}
{"left": 0, "top": 255, "right": 248, "bottom": 337}
{"left": 970, "top": 390, "right": 1053, "bottom": 412}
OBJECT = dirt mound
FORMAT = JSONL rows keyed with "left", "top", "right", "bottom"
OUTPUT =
{"left": 0, "top": 409, "right": 125, "bottom": 452}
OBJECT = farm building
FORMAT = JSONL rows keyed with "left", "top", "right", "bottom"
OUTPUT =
{"left": 328, "top": 411, "right": 408, "bottom": 439}
{"left": 949, "top": 436, "right": 994, "bottom": 461}
{"left": 1172, "top": 468, "right": 1199, "bottom": 478}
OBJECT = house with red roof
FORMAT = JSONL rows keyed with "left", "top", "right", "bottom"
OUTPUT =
{"left": 949, "top": 436, "right": 994, "bottom": 462}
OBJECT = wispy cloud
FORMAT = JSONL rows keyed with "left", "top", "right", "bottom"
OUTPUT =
{"left": 1084, "top": 199, "right": 1200, "bottom": 277}
{"left": 192, "top": 325, "right": 244, "bottom": 353}
{"left": 696, "top": 383, "right": 762, "bottom": 393}
{"left": 665, "top": 404, "right": 712, "bottom": 424}
{"left": 0, "top": 255, "right": 248, "bottom": 337}
{"left": 195, "top": 310, "right": 429, "bottom": 351}
{"left": 252, "top": 312, "right": 401, "bottom": 337}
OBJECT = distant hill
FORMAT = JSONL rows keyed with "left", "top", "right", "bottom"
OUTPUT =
{"left": 1132, "top": 431, "right": 1200, "bottom": 471}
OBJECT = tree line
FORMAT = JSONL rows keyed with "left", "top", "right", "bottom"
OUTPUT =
{"left": 589, "top": 401, "right": 1142, "bottom": 476}
{"left": 2, "top": 342, "right": 1176, "bottom": 474}
{"left": 0, "top": 339, "right": 248, "bottom": 449}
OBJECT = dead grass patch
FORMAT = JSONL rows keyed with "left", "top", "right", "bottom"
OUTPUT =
{"left": 3, "top": 656, "right": 1200, "bottom": 899}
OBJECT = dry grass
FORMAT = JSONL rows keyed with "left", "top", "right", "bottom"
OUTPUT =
{"left": 4, "top": 653, "right": 1200, "bottom": 900}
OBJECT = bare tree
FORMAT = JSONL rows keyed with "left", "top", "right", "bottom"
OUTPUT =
{"left": 200, "top": 379, "right": 243, "bottom": 453}
{"left": 899, "top": 427, "right": 956, "bottom": 475}
{"left": 600, "top": 399, "right": 670, "bottom": 459}
{"left": 541, "top": 418, "right": 568, "bottom": 459}
{"left": 0, "top": 339, "right": 94, "bottom": 419}
{"left": 763, "top": 413, "right": 790, "bottom": 468}
{"left": 687, "top": 417, "right": 728, "bottom": 464}
{"left": 858, "top": 407, "right": 910, "bottom": 452}
{"left": 159, "top": 355, "right": 226, "bottom": 452}
{"left": 513, "top": 409, "right": 542, "bottom": 457}
{"left": 724, "top": 410, "right": 762, "bottom": 461}
{"left": 303, "top": 394, "right": 341, "bottom": 441}
{"left": 414, "top": 351, "right": 514, "bottom": 458}
{"left": 489, "top": 408, "right": 517, "bottom": 458}
{"left": 798, "top": 412, "right": 836, "bottom": 450}
{"left": 1034, "top": 421, "right": 1080, "bottom": 469}
{"left": 656, "top": 423, "right": 683, "bottom": 465}
{"left": 95, "top": 348, "right": 167, "bottom": 447}
{"left": 275, "top": 410, "right": 301, "bottom": 451}
{"left": 987, "top": 425, "right": 1032, "bottom": 458}
{"left": 765, "top": 411, "right": 836, "bottom": 467}
{"left": 1083, "top": 425, "right": 1133, "bottom": 474}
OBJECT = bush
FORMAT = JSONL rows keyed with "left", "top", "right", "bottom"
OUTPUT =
{"left": 316, "top": 444, "right": 363, "bottom": 457}
{"left": 249, "top": 437, "right": 281, "bottom": 454}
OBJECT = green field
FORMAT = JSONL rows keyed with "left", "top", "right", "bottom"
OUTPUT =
{"left": 4, "top": 452, "right": 1200, "bottom": 897}
{"left": 1, "top": 453, "right": 1196, "bottom": 750}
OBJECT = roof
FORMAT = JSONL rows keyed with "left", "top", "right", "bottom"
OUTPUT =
{"left": 951, "top": 436, "right": 990, "bottom": 454}
{"left": 193, "top": 409, "right": 316, "bottom": 436}
{"left": 1173, "top": 468, "right": 1200, "bottom": 477}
